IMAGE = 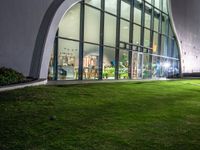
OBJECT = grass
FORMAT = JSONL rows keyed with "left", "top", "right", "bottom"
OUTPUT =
{"left": 0, "top": 80, "right": 200, "bottom": 150}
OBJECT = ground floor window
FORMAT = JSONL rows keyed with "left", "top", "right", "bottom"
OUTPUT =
{"left": 48, "top": 38, "right": 180, "bottom": 80}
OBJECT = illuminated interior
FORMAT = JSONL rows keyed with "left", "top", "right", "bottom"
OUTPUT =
{"left": 48, "top": 0, "right": 180, "bottom": 80}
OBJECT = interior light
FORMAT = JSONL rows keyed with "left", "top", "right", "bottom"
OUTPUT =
{"left": 163, "top": 62, "right": 170, "bottom": 68}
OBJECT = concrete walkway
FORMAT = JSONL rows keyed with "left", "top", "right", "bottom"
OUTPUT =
{"left": 48, "top": 78, "right": 170, "bottom": 85}
{"left": 0, "top": 80, "right": 47, "bottom": 92}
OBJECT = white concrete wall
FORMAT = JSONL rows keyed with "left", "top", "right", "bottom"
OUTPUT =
{"left": 0, "top": 0, "right": 54, "bottom": 76}
{"left": 171, "top": 0, "right": 200, "bottom": 73}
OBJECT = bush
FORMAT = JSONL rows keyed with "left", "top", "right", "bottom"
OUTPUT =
{"left": 0, "top": 67, "right": 25, "bottom": 86}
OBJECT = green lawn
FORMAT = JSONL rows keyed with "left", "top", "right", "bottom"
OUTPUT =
{"left": 0, "top": 80, "right": 200, "bottom": 150}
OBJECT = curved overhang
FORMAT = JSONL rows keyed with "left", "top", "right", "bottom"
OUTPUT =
{"left": 30, "top": 0, "right": 81, "bottom": 79}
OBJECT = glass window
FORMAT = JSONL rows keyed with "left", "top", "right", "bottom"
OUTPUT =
{"left": 168, "top": 38, "right": 173, "bottom": 57}
{"left": 173, "top": 60, "right": 180, "bottom": 76}
{"left": 145, "top": 13, "right": 151, "bottom": 29}
{"left": 103, "top": 47, "right": 115, "bottom": 80}
{"left": 145, "top": 0, "right": 152, "bottom": 4}
{"left": 163, "top": 0, "right": 168, "bottom": 13}
{"left": 105, "top": 0, "right": 117, "bottom": 15}
{"left": 132, "top": 52, "right": 138, "bottom": 79}
{"left": 84, "top": 6, "right": 100, "bottom": 44}
{"left": 133, "top": 24, "right": 141, "bottom": 45}
{"left": 119, "top": 50, "right": 129, "bottom": 79}
{"left": 144, "top": 29, "right": 151, "bottom": 47}
{"left": 152, "top": 56, "right": 161, "bottom": 78}
{"left": 85, "top": 0, "right": 101, "bottom": 8}
{"left": 138, "top": 53, "right": 143, "bottom": 78}
{"left": 137, "top": 0, "right": 142, "bottom": 3}
{"left": 169, "top": 24, "right": 174, "bottom": 37}
{"left": 57, "top": 39, "right": 79, "bottom": 80}
{"left": 154, "top": 17, "right": 159, "bottom": 32}
{"left": 48, "top": 50, "right": 55, "bottom": 80}
{"left": 153, "top": 32, "right": 158, "bottom": 54}
{"left": 104, "top": 14, "right": 116, "bottom": 46}
{"left": 120, "top": 20, "right": 130, "bottom": 43}
{"left": 59, "top": 4, "right": 80, "bottom": 39}
{"left": 143, "top": 54, "right": 150, "bottom": 79}
{"left": 174, "top": 41, "right": 179, "bottom": 58}
{"left": 83, "top": 44, "right": 99, "bottom": 80}
{"left": 121, "top": 0, "right": 130, "bottom": 20}
{"left": 161, "top": 35, "right": 168, "bottom": 56}
{"left": 162, "top": 15, "right": 168, "bottom": 35}
{"left": 134, "top": 7, "right": 141, "bottom": 25}
{"left": 154, "top": 0, "right": 160, "bottom": 9}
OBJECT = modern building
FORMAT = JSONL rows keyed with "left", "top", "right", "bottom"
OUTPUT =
{"left": 0, "top": 0, "right": 200, "bottom": 81}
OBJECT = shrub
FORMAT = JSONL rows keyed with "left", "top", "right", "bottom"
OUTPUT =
{"left": 0, "top": 67, "right": 25, "bottom": 86}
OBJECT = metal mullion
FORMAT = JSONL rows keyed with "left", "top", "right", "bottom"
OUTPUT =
{"left": 149, "top": 0, "right": 155, "bottom": 78}
{"left": 171, "top": 39, "right": 175, "bottom": 58}
{"left": 128, "top": 0, "right": 134, "bottom": 79}
{"left": 115, "top": 0, "right": 121, "bottom": 80}
{"left": 99, "top": 0, "right": 105, "bottom": 80}
{"left": 166, "top": 17, "right": 170, "bottom": 57}
{"left": 150, "top": 1, "right": 154, "bottom": 49}
{"left": 158, "top": 9, "right": 162, "bottom": 56}
{"left": 78, "top": 1, "right": 85, "bottom": 80}
{"left": 84, "top": 3, "right": 102, "bottom": 11}
{"left": 140, "top": 0, "right": 145, "bottom": 52}
{"left": 53, "top": 31, "right": 58, "bottom": 80}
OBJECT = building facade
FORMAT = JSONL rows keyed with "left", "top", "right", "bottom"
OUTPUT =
{"left": 48, "top": 0, "right": 180, "bottom": 81}
{"left": 0, "top": 0, "right": 200, "bottom": 80}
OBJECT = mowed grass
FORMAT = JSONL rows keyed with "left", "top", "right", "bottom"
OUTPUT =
{"left": 0, "top": 80, "right": 200, "bottom": 150}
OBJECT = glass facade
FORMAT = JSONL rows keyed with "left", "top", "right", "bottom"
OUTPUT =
{"left": 48, "top": 0, "right": 180, "bottom": 80}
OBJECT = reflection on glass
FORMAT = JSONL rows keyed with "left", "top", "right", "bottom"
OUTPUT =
{"left": 83, "top": 44, "right": 99, "bottom": 80}
{"left": 119, "top": 50, "right": 129, "bottom": 79}
{"left": 57, "top": 39, "right": 79, "bottom": 80}
{"left": 84, "top": 6, "right": 100, "bottom": 44}
{"left": 103, "top": 47, "right": 115, "bottom": 79}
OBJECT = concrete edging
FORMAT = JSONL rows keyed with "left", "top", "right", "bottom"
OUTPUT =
{"left": 0, "top": 80, "right": 48, "bottom": 92}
